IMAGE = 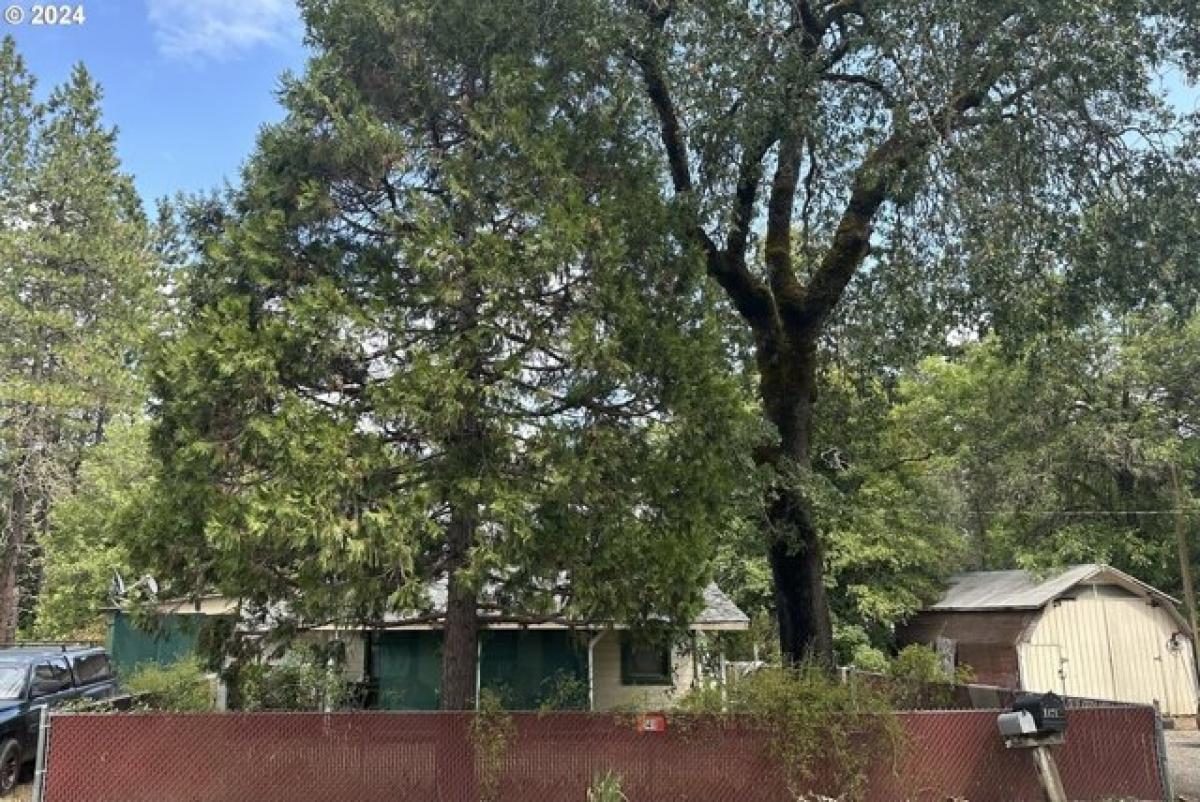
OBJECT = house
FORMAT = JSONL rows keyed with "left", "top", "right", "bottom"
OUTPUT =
{"left": 896, "top": 563, "right": 1199, "bottom": 716}
{"left": 106, "top": 582, "right": 749, "bottom": 712}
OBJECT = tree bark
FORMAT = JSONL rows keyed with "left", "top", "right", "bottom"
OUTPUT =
{"left": 439, "top": 267, "right": 485, "bottom": 711}
{"left": 628, "top": 1, "right": 1037, "bottom": 671}
{"left": 758, "top": 334, "right": 834, "bottom": 666}
{"left": 0, "top": 483, "right": 29, "bottom": 644}
{"left": 440, "top": 499, "right": 480, "bottom": 710}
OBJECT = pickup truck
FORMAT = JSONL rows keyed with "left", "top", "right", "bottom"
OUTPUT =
{"left": 0, "top": 645, "right": 118, "bottom": 795}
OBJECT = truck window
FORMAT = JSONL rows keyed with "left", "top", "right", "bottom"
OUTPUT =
{"left": 0, "top": 666, "right": 25, "bottom": 700}
{"left": 31, "top": 659, "right": 73, "bottom": 697}
{"left": 72, "top": 653, "right": 113, "bottom": 685}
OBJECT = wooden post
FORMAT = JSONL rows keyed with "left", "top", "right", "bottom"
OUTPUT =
{"left": 1031, "top": 745, "right": 1068, "bottom": 802}
{"left": 1170, "top": 464, "right": 1200, "bottom": 725}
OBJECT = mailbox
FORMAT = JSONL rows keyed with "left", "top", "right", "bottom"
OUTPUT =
{"left": 997, "top": 710, "right": 1037, "bottom": 737}
{"left": 1011, "top": 691, "right": 1067, "bottom": 735}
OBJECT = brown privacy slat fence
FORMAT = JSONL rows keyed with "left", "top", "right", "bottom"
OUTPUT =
{"left": 43, "top": 707, "right": 1166, "bottom": 802}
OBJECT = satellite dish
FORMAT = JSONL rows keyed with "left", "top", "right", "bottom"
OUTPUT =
{"left": 110, "top": 570, "right": 127, "bottom": 599}
{"left": 141, "top": 575, "right": 160, "bottom": 597}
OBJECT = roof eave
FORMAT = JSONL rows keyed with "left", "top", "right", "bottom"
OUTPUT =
{"left": 928, "top": 605, "right": 1043, "bottom": 613}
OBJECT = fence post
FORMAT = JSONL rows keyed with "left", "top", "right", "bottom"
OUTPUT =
{"left": 1154, "top": 709, "right": 1174, "bottom": 801}
{"left": 30, "top": 705, "right": 50, "bottom": 802}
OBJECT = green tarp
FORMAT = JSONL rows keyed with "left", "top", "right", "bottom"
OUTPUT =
{"left": 108, "top": 613, "right": 593, "bottom": 710}
{"left": 373, "top": 631, "right": 442, "bottom": 710}
{"left": 108, "top": 612, "right": 205, "bottom": 673}
{"left": 479, "top": 630, "right": 588, "bottom": 709}
{"left": 372, "top": 629, "right": 589, "bottom": 710}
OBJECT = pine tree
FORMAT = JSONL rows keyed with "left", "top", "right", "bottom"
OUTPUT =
{"left": 0, "top": 48, "right": 156, "bottom": 640}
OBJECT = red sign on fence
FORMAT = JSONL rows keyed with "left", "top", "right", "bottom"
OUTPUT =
{"left": 635, "top": 712, "right": 667, "bottom": 733}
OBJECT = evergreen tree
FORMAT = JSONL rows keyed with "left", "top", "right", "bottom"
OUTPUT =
{"left": 139, "top": 4, "right": 748, "bottom": 708}
{"left": 0, "top": 45, "right": 156, "bottom": 640}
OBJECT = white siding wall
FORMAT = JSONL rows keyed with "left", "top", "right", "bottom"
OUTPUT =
{"left": 295, "top": 631, "right": 367, "bottom": 682}
{"left": 1018, "top": 583, "right": 1198, "bottom": 715}
{"left": 590, "top": 630, "right": 696, "bottom": 711}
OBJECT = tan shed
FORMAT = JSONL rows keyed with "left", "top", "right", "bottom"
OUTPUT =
{"left": 897, "top": 564, "right": 1199, "bottom": 716}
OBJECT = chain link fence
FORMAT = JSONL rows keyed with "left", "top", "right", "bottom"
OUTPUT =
{"left": 41, "top": 707, "right": 1166, "bottom": 801}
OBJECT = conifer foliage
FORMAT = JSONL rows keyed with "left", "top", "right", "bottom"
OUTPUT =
{"left": 140, "top": 2, "right": 747, "bottom": 707}
{"left": 0, "top": 39, "right": 156, "bottom": 641}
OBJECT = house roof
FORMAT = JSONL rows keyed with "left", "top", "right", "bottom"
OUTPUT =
{"left": 367, "top": 579, "right": 749, "bottom": 631}
{"left": 932, "top": 563, "right": 1181, "bottom": 612}
{"left": 697, "top": 583, "right": 752, "bottom": 627}
{"left": 142, "top": 581, "right": 751, "bottom": 632}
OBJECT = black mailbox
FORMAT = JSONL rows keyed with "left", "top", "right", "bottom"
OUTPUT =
{"left": 1011, "top": 691, "right": 1067, "bottom": 735}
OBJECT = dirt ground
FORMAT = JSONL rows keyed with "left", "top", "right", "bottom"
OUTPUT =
{"left": 1168, "top": 730, "right": 1200, "bottom": 801}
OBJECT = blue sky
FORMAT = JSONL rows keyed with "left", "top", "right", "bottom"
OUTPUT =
{"left": 7, "top": 0, "right": 308, "bottom": 205}
{"left": 6, "top": 3, "right": 1197, "bottom": 210}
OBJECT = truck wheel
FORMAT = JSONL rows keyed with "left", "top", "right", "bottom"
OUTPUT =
{"left": 0, "top": 739, "right": 18, "bottom": 796}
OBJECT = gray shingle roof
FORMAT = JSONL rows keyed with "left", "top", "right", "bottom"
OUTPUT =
{"left": 697, "top": 583, "right": 751, "bottom": 626}
{"left": 932, "top": 563, "right": 1179, "bottom": 611}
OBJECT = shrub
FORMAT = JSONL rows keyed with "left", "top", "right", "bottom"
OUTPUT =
{"left": 536, "top": 671, "right": 589, "bottom": 711}
{"left": 680, "top": 664, "right": 902, "bottom": 801}
{"left": 233, "top": 654, "right": 347, "bottom": 711}
{"left": 470, "top": 690, "right": 515, "bottom": 802}
{"left": 885, "top": 644, "right": 974, "bottom": 709}
{"left": 123, "top": 659, "right": 212, "bottom": 712}
{"left": 850, "top": 644, "right": 890, "bottom": 673}
{"left": 587, "top": 771, "right": 628, "bottom": 802}
{"left": 675, "top": 682, "right": 724, "bottom": 713}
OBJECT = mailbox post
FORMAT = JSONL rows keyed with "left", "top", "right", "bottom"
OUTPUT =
{"left": 996, "top": 692, "right": 1068, "bottom": 802}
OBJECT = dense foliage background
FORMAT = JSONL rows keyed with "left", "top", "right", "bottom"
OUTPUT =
{"left": 1, "top": 0, "right": 1198, "bottom": 687}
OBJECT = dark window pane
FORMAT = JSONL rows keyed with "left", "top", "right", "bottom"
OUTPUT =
{"left": 72, "top": 654, "right": 112, "bottom": 684}
{"left": 620, "top": 636, "right": 672, "bottom": 686}
{"left": 32, "top": 659, "right": 72, "bottom": 696}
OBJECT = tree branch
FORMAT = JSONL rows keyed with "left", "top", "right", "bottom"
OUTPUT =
{"left": 626, "top": 47, "right": 694, "bottom": 197}
{"left": 627, "top": 23, "right": 774, "bottom": 331}
{"left": 766, "top": 136, "right": 804, "bottom": 309}
{"left": 724, "top": 134, "right": 777, "bottom": 261}
{"left": 794, "top": 19, "right": 1039, "bottom": 337}
{"left": 821, "top": 0, "right": 864, "bottom": 30}
{"left": 821, "top": 72, "right": 897, "bottom": 106}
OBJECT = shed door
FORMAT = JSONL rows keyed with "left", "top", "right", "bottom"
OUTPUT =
{"left": 1018, "top": 643, "right": 1066, "bottom": 695}
{"left": 1103, "top": 598, "right": 1175, "bottom": 712}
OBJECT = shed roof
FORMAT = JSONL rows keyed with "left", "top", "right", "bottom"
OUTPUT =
{"left": 932, "top": 564, "right": 1181, "bottom": 612}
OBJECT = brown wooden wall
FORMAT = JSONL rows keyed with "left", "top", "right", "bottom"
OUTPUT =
{"left": 896, "top": 609, "right": 1040, "bottom": 688}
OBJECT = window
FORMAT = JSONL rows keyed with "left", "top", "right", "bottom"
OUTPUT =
{"left": 31, "top": 659, "right": 72, "bottom": 697}
{"left": 0, "top": 666, "right": 26, "bottom": 700}
{"left": 620, "top": 636, "right": 672, "bottom": 686}
{"left": 72, "top": 653, "right": 113, "bottom": 685}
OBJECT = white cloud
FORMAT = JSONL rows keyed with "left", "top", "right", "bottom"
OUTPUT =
{"left": 146, "top": 0, "right": 300, "bottom": 62}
